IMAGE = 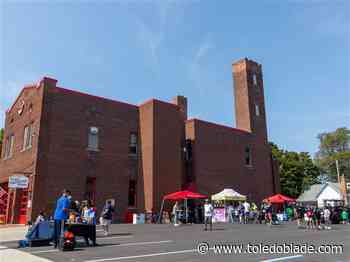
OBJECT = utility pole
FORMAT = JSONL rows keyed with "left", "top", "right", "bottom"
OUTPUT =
{"left": 335, "top": 159, "right": 340, "bottom": 184}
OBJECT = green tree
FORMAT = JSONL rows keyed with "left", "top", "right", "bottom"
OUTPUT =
{"left": 315, "top": 127, "right": 350, "bottom": 181}
{"left": 270, "top": 143, "right": 320, "bottom": 198}
{"left": 0, "top": 128, "right": 3, "bottom": 144}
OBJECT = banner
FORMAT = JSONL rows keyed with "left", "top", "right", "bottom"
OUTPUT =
{"left": 8, "top": 176, "right": 29, "bottom": 189}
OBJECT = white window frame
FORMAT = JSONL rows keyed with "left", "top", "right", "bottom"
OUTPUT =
{"left": 22, "top": 124, "right": 33, "bottom": 151}
{"left": 253, "top": 73, "right": 257, "bottom": 86}
{"left": 4, "top": 134, "right": 14, "bottom": 159}
{"left": 88, "top": 126, "right": 99, "bottom": 151}
{"left": 129, "top": 133, "right": 138, "bottom": 155}
{"left": 255, "top": 104, "right": 260, "bottom": 116}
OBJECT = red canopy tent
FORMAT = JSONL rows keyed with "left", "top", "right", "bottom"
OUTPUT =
{"left": 163, "top": 190, "right": 207, "bottom": 200}
{"left": 159, "top": 190, "right": 207, "bottom": 223}
{"left": 263, "top": 194, "right": 295, "bottom": 204}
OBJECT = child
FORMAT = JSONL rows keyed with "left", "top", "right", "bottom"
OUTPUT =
{"left": 34, "top": 211, "right": 45, "bottom": 225}
{"left": 340, "top": 209, "right": 348, "bottom": 225}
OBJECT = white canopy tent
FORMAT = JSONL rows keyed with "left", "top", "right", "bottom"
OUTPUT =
{"left": 211, "top": 188, "right": 247, "bottom": 201}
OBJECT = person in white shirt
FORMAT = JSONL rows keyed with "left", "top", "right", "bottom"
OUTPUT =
{"left": 243, "top": 201, "right": 250, "bottom": 224}
{"left": 323, "top": 207, "right": 331, "bottom": 229}
{"left": 172, "top": 202, "right": 179, "bottom": 226}
{"left": 204, "top": 199, "right": 214, "bottom": 231}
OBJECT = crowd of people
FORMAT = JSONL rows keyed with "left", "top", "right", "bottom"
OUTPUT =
{"left": 25, "top": 190, "right": 349, "bottom": 247}
{"left": 294, "top": 205, "right": 349, "bottom": 230}
{"left": 170, "top": 199, "right": 350, "bottom": 230}
{"left": 26, "top": 189, "right": 115, "bottom": 248}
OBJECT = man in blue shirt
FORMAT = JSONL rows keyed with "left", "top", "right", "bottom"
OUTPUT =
{"left": 53, "top": 189, "right": 71, "bottom": 248}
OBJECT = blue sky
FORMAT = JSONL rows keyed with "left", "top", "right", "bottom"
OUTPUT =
{"left": 0, "top": 0, "right": 349, "bottom": 156}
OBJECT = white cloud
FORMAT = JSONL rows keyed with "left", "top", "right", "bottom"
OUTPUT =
{"left": 132, "top": 0, "right": 190, "bottom": 70}
{"left": 188, "top": 34, "right": 214, "bottom": 95}
{"left": 194, "top": 40, "right": 213, "bottom": 63}
{"left": 135, "top": 18, "right": 163, "bottom": 68}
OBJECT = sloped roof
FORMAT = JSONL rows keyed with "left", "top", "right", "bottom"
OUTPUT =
{"left": 297, "top": 184, "right": 324, "bottom": 202}
{"left": 297, "top": 182, "right": 341, "bottom": 202}
{"left": 327, "top": 182, "right": 341, "bottom": 195}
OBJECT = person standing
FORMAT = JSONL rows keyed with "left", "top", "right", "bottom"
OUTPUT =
{"left": 305, "top": 207, "right": 314, "bottom": 230}
{"left": 87, "top": 203, "right": 97, "bottom": 246}
{"left": 242, "top": 201, "right": 250, "bottom": 224}
{"left": 172, "top": 201, "right": 179, "bottom": 226}
{"left": 295, "top": 206, "right": 303, "bottom": 228}
{"left": 53, "top": 189, "right": 71, "bottom": 248}
{"left": 100, "top": 200, "right": 114, "bottom": 236}
{"left": 227, "top": 204, "right": 234, "bottom": 224}
{"left": 204, "top": 199, "right": 214, "bottom": 231}
{"left": 340, "top": 208, "right": 348, "bottom": 225}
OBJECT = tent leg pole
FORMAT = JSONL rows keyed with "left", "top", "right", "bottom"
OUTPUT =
{"left": 158, "top": 199, "right": 165, "bottom": 224}
{"left": 185, "top": 199, "right": 188, "bottom": 224}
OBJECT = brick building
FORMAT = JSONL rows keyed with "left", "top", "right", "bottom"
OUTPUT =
{"left": 0, "top": 58, "right": 280, "bottom": 224}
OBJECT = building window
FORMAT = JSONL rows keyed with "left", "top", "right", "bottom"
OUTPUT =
{"left": 252, "top": 73, "right": 257, "bottom": 86}
{"left": 255, "top": 104, "right": 260, "bottom": 116}
{"left": 128, "top": 180, "right": 136, "bottom": 207}
{"left": 85, "top": 177, "right": 96, "bottom": 206}
{"left": 184, "top": 139, "right": 192, "bottom": 161}
{"left": 88, "top": 127, "right": 99, "bottom": 151}
{"left": 22, "top": 123, "right": 33, "bottom": 151}
{"left": 129, "top": 133, "right": 137, "bottom": 155}
{"left": 4, "top": 135, "right": 14, "bottom": 159}
{"left": 245, "top": 146, "right": 252, "bottom": 166}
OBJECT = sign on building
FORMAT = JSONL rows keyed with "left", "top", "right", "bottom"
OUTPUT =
{"left": 8, "top": 176, "right": 29, "bottom": 189}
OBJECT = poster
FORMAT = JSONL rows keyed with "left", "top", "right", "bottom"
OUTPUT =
{"left": 213, "top": 208, "right": 226, "bottom": 223}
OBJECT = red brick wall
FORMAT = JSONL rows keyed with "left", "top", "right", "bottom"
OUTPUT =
{"left": 139, "top": 100, "right": 184, "bottom": 212}
{"left": 186, "top": 119, "right": 275, "bottom": 202}
{"left": 139, "top": 101, "right": 154, "bottom": 212}
{"left": 0, "top": 57, "right": 280, "bottom": 222}
{"left": 0, "top": 82, "right": 45, "bottom": 222}
{"left": 35, "top": 83, "right": 140, "bottom": 222}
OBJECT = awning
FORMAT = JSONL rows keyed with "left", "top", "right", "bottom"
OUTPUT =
{"left": 263, "top": 194, "right": 295, "bottom": 204}
{"left": 211, "top": 188, "right": 246, "bottom": 201}
{"left": 163, "top": 190, "right": 207, "bottom": 200}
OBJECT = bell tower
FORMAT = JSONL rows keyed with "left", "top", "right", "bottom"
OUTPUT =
{"left": 232, "top": 58, "right": 268, "bottom": 143}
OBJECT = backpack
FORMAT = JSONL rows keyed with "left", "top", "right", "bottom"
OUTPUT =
{"left": 102, "top": 206, "right": 113, "bottom": 219}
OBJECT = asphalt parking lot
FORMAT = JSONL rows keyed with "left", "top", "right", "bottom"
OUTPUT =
{"left": 2, "top": 223, "right": 350, "bottom": 262}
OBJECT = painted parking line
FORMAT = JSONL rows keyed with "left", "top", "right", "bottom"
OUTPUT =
{"left": 84, "top": 249, "right": 197, "bottom": 262}
{"left": 31, "top": 240, "right": 173, "bottom": 254}
{"left": 260, "top": 255, "right": 304, "bottom": 262}
{"left": 97, "top": 236, "right": 133, "bottom": 240}
{"left": 106, "top": 240, "right": 172, "bottom": 248}
{"left": 28, "top": 236, "right": 134, "bottom": 254}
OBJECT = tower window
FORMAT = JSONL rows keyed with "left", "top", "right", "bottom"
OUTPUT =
{"left": 129, "top": 133, "right": 138, "bottom": 155}
{"left": 252, "top": 73, "right": 257, "bottom": 86}
{"left": 245, "top": 146, "right": 252, "bottom": 166}
{"left": 88, "top": 127, "right": 99, "bottom": 151}
{"left": 255, "top": 104, "right": 260, "bottom": 116}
